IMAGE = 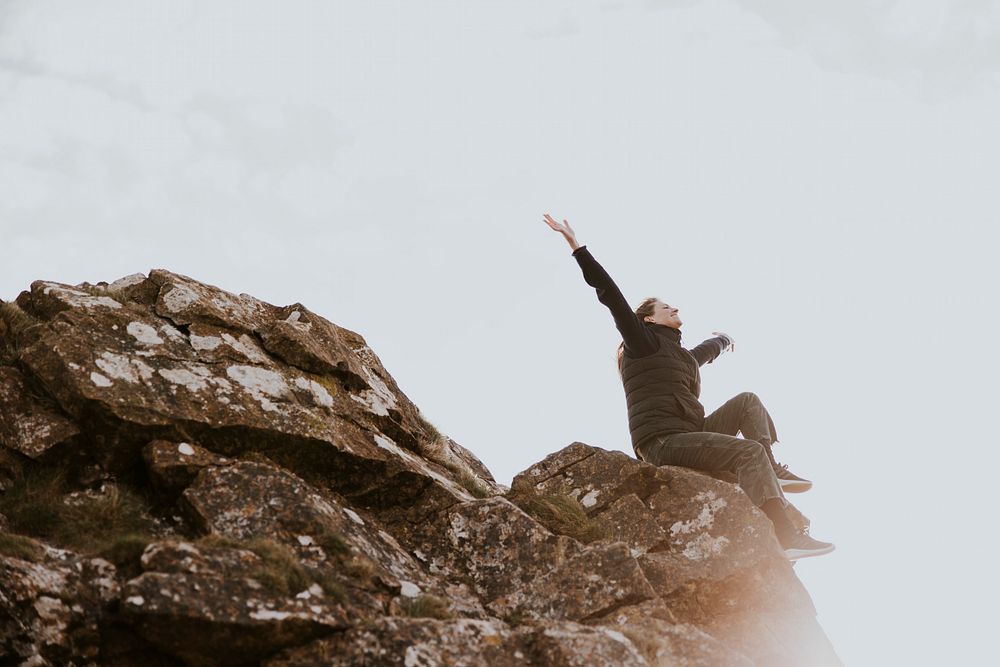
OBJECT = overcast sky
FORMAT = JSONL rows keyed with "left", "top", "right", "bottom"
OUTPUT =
{"left": 3, "top": 1, "right": 999, "bottom": 664}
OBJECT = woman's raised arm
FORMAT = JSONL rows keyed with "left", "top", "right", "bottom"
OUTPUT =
{"left": 543, "top": 213, "right": 656, "bottom": 356}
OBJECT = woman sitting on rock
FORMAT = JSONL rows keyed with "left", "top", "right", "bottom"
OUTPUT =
{"left": 543, "top": 213, "right": 834, "bottom": 561}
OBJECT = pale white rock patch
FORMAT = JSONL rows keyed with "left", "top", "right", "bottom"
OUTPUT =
{"left": 349, "top": 367, "right": 398, "bottom": 416}
{"left": 160, "top": 323, "right": 188, "bottom": 342}
{"left": 681, "top": 533, "right": 730, "bottom": 561}
{"left": 162, "top": 285, "right": 199, "bottom": 312}
{"left": 405, "top": 645, "right": 435, "bottom": 667}
{"left": 126, "top": 595, "right": 145, "bottom": 606}
{"left": 296, "top": 535, "right": 314, "bottom": 546}
{"left": 90, "top": 372, "right": 113, "bottom": 388}
{"left": 226, "top": 365, "right": 291, "bottom": 413}
{"left": 294, "top": 376, "right": 333, "bottom": 408}
{"left": 109, "top": 273, "right": 146, "bottom": 290}
{"left": 42, "top": 282, "right": 121, "bottom": 310}
{"left": 249, "top": 609, "right": 291, "bottom": 621}
{"left": 126, "top": 321, "right": 164, "bottom": 345}
{"left": 190, "top": 334, "right": 222, "bottom": 351}
{"left": 92, "top": 352, "right": 156, "bottom": 384}
{"left": 580, "top": 489, "right": 600, "bottom": 508}
{"left": 399, "top": 580, "right": 421, "bottom": 598}
{"left": 449, "top": 513, "right": 470, "bottom": 540}
{"left": 158, "top": 366, "right": 217, "bottom": 393}
{"left": 32, "top": 596, "right": 70, "bottom": 644}
{"left": 670, "top": 491, "right": 728, "bottom": 536}
{"left": 600, "top": 628, "right": 635, "bottom": 647}
{"left": 221, "top": 333, "right": 271, "bottom": 364}
{"left": 343, "top": 508, "right": 365, "bottom": 526}
{"left": 178, "top": 443, "right": 195, "bottom": 456}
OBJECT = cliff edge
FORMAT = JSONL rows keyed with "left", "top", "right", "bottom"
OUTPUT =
{"left": 0, "top": 271, "right": 840, "bottom": 666}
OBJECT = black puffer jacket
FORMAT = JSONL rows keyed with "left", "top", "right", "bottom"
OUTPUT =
{"left": 571, "top": 245, "right": 729, "bottom": 456}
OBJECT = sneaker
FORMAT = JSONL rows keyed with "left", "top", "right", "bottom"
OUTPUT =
{"left": 781, "top": 530, "right": 835, "bottom": 561}
{"left": 774, "top": 464, "right": 812, "bottom": 493}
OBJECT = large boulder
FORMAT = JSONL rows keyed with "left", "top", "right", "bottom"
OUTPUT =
{"left": 12, "top": 273, "right": 495, "bottom": 519}
{"left": 0, "top": 366, "right": 80, "bottom": 461}
{"left": 121, "top": 555, "right": 352, "bottom": 666}
{"left": 0, "top": 539, "right": 118, "bottom": 665}
{"left": 510, "top": 443, "right": 841, "bottom": 666}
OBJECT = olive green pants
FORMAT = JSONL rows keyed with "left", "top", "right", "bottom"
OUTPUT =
{"left": 636, "top": 392, "right": 784, "bottom": 507}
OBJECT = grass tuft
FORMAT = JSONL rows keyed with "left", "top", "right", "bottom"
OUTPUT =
{"left": 197, "top": 534, "right": 348, "bottom": 602}
{"left": 315, "top": 529, "right": 351, "bottom": 557}
{"left": 506, "top": 491, "right": 607, "bottom": 543}
{"left": 416, "top": 412, "right": 442, "bottom": 442}
{"left": 99, "top": 533, "right": 153, "bottom": 569}
{"left": 0, "top": 467, "right": 156, "bottom": 554}
{"left": 456, "top": 468, "right": 491, "bottom": 499}
{"left": 342, "top": 554, "right": 375, "bottom": 581}
{"left": 398, "top": 593, "right": 452, "bottom": 620}
{"left": 0, "top": 300, "right": 42, "bottom": 364}
{"left": 0, "top": 531, "right": 45, "bottom": 562}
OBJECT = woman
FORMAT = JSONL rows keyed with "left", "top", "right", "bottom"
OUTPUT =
{"left": 544, "top": 213, "right": 833, "bottom": 560}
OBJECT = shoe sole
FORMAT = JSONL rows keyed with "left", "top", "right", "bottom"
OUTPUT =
{"left": 785, "top": 544, "right": 835, "bottom": 561}
{"left": 778, "top": 479, "right": 812, "bottom": 493}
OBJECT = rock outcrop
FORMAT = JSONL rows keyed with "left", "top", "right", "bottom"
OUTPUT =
{"left": 0, "top": 271, "right": 840, "bottom": 666}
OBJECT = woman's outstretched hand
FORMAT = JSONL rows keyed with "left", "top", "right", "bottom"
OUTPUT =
{"left": 543, "top": 213, "right": 581, "bottom": 251}
{"left": 713, "top": 332, "right": 736, "bottom": 352}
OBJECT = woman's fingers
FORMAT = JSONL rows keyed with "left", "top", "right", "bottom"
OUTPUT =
{"left": 543, "top": 213, "right": 567, "bottom": 232}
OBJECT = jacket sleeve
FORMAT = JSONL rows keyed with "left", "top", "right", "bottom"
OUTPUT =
{"left": 688, "top": 337, "right": 729, "bottom": 366}
{"left": 572, "top": 245, "right": 657, "bottom": 356}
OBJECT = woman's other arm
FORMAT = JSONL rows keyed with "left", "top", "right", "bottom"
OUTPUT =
{"left": 543, "top": 214, "right": 656, "bottom": 356}
{"left": 688, "top": 332, "right": 736, "bottom": 366}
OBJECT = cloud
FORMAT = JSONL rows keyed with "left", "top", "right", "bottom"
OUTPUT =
{"left": 0, "top": 0, "right": 348, "bottom": 240}
{"left": 725, "top": 0, "right": 1000, "bottom": 94}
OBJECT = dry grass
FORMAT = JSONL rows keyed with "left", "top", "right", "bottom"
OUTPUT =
{"left": 315, "top": 528, "right": 351, "bottom": 557}
{"left": 315, "top": 528, "right": 379, "bottom": 587}
{"left": 342, "top": 554, "right": 375, "bottom": 581}
{"left": 0, "top": 467, "right": 155, "bottom": 555}
{"left": 506, "top": 491, "right": 607, "bottom": 544}
{"left": 416, "top": 412, "right": 443, "bottom": 442}
{"left": 456, "top": 468, "right": 491, "bottom": 499}
{"left": 0, "top": 531, "right": 45, "bottom": 562}
{"left": 99, "top": 533, "right": 153, "bottom": 573}
{"left": 398, "top": 594, "right": 452, "bottom": 620}
{"left": 197, "top": 534, "right": 348, "bottom": 602}
{"left": 0, "top": 300, "right": 42, "bottom": 364}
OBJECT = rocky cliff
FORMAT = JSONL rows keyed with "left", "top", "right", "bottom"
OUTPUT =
{"left": 0, "top": 271, "right": 841, "bottom": 666}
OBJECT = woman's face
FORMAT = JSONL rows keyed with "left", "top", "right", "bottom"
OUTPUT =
{"left": 645, "top": 299, "right": 682, "bottom": 329}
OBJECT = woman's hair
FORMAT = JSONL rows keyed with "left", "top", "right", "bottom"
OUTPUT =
{"left": 616, "top": 297, "right": 659, "bottom": 379}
